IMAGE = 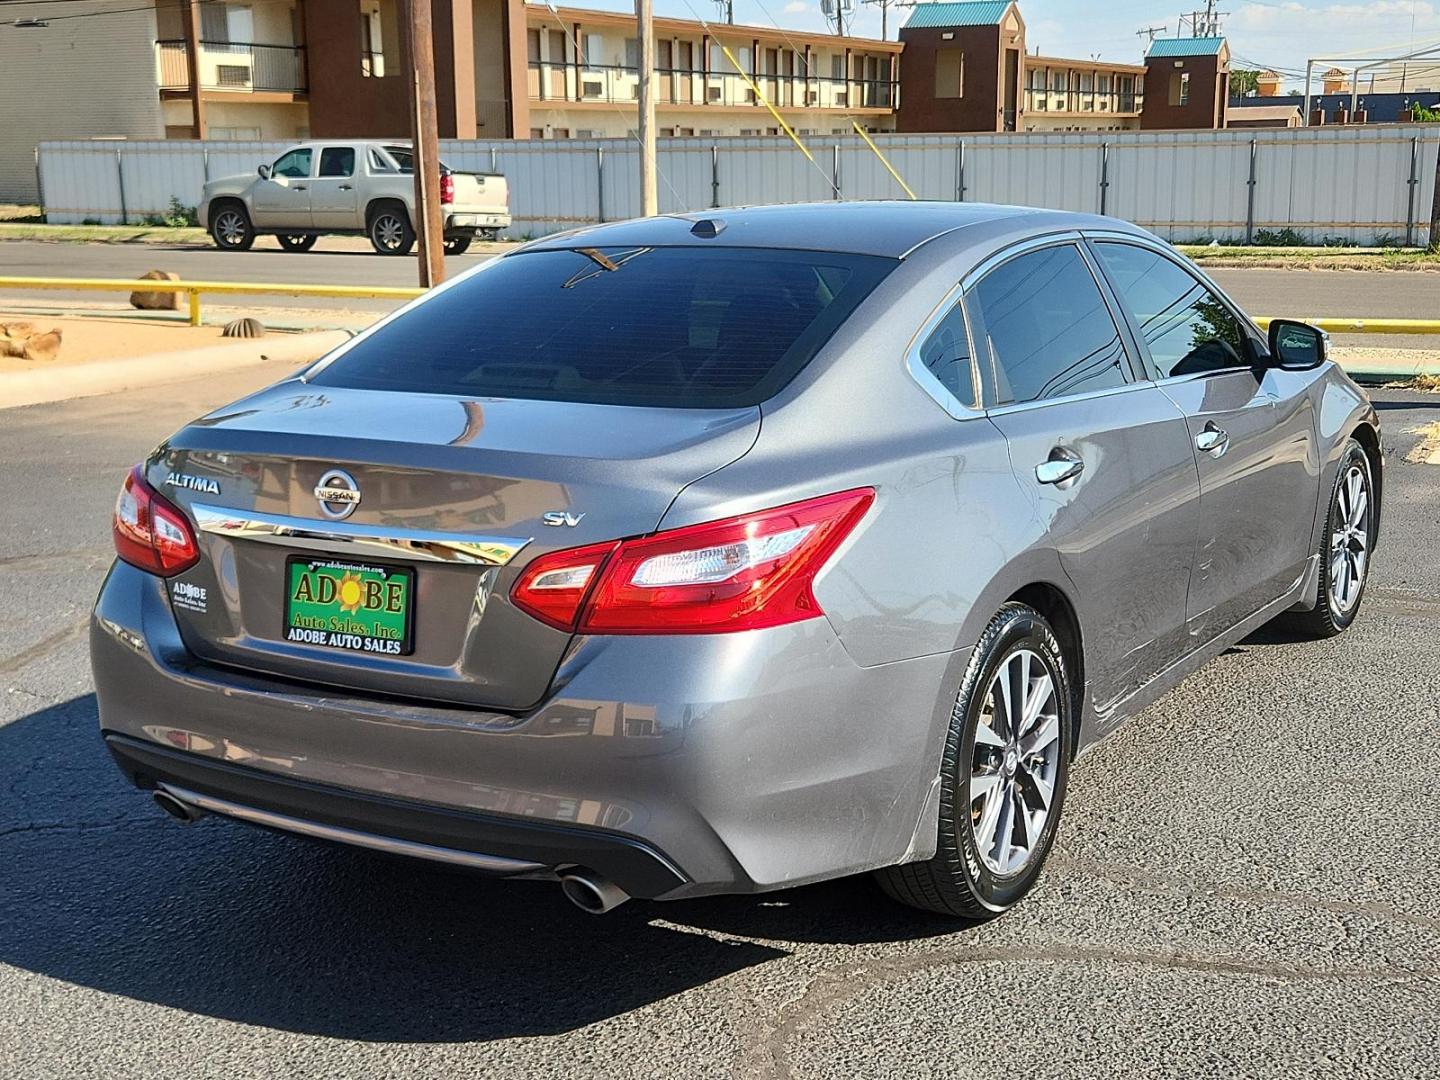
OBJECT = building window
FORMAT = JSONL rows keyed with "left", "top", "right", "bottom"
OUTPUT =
{"left": 624, "top": 37, "right": 637, "bottom": 69}
{"left": 360, "top": 0, "right": 387, "bottom": 76}
{"left": 529, "top": 128, "right": 545, "bottom": 139}
{"left": 935, "top": 48, "right": 963, "bottom": 98}
{"left": 1170, "top": 72, "right": 1190, "bottom": 106}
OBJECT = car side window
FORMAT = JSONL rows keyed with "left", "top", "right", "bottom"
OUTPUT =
{"left": 915, "top": 301, "right": 976, "bottom": 409}
{"left": 969, "top": 243, "right": 1130, "bottom": 406}
{"left": 318, "top": 147, "right": 355, "bottom": 178}
{"left": 1092, "top": 242, "right": 1250, "bottom": 379}
{"left": 368, "top": 148, "right": 394, "bottom": 173}
{"left": 271, "top": 148, "right": 313, "bottom": 179}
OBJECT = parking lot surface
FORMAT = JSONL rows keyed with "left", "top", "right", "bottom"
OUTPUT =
{"left": 1, "top": 366, "right": 1437, "bottom": 1078}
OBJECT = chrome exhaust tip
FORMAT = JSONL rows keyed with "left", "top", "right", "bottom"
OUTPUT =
{"left": 559, "top": 870, "right": 629, "bottom": 914}
{"left": 152, "top": 788, "right": 204, "bottom": 824}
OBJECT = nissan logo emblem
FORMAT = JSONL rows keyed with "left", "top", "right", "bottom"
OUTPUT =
{"left": 314, "top": 468, "right": 361, "bottom": 520}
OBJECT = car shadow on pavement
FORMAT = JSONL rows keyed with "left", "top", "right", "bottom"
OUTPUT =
{"left": 0, "top": 694, "right": 950, "bottom": 1041}
{"left": 0, "top": 694, "right": 789, "bottom": 1040}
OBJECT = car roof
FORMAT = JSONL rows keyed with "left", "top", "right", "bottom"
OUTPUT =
{"left": 520, "top": 201, "right": 1145, "bottom": 259}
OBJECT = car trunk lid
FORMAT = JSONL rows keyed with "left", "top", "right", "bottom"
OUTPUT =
{"left": 153, "top": 379, "right": 758, "bottom": 710}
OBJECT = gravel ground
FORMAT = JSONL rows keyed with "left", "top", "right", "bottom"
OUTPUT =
{"left": 1, "top": 369, "right": 1436, "bottom": 1079}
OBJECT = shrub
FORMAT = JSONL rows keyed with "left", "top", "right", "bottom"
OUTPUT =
{"left": 1253, "top": 226, "right": 1308, "bottom": 246}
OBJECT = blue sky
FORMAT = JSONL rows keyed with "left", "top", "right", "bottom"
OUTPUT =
{"left": 541, "top": 0, "right": 1440, "bottom": 85}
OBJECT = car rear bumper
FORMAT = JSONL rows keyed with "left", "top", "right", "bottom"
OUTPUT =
{"left": 91, "top": 559, "right": 963, "bottom": 899}
{"left": 445, "top": 211, "right": 510, "bottom": 231}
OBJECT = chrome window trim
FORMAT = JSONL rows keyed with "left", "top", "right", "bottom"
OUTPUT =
{"left": 984, "top": 377, "right": 1159, "bottom": 418}
{"left": 1082, "top": 230, "right": 1267, "bottom": 380}
{"left": 191, "top": 504, "right": 532, "bottom": 566}
{"left": 903, "top": 283, "right": 985, "bottom": 419}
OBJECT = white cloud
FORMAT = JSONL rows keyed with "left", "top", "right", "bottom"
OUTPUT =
{"left": 783, "top": 1, "right": 807, "bottom": 12}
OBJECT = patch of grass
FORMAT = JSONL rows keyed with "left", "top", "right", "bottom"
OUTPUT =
{"left": 139, "top": 197, "right": 200, "bottom": 229}
{"left": 0, "top": 222, "right": 209, "bottom": 245}
{"left": 1178, "top": 244, "right": 1440, "bottom": 270}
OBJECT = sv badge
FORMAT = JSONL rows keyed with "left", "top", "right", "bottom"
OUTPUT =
{"left": 542, "top": 511, "right": 585, "bottom": 528}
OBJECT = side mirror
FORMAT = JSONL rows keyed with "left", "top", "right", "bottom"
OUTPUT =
{"left": 258, "top": 164, "right": 271, "bottom": 179}
{"left": 1267, "top": 319, "right": 1328, "bottom": 371}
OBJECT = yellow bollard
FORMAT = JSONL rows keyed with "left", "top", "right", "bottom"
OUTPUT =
{"left": 188, "top": 290, "right": 202, "bottom": 327}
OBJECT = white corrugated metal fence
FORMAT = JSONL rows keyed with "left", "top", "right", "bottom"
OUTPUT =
{"left": 37, "top": 125, "right": 1440, "bottom": 246}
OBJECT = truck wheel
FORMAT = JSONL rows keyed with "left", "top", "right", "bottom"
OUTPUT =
{"left": 443, "top": 236, "right": 472, "bottom": 255}
{"left": 277, "top": 234, "right": 317, "bottom": 253}
{"left": 209, "top": 202, "right": 254, "bottom": 252}
{"left": 368, "top": 206, "right": 415, "bottom": 256}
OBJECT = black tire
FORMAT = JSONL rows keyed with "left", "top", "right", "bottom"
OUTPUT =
{"left": 277, "top": 233, "right": 317, "bottom": 252}
{"left": 208, "top": 202, "right": 254, "bottom": 252}
{"left": 368, "top": 204, "right": 415, "bottom": 256}
{"left": 876, "top": 602, "right": 1074, "bottom": 919}
{"left": 443, "top": 235, "right": 472, "bottom": 255}
{"left": 1281, "top": 438, "right": 1375, "bottom": 639}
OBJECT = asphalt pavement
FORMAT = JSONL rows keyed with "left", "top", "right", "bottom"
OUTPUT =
{"left": 0, "top": 239, "right": 1436, "bottom": 329}
{"left": 1, "top": 368, "right": 1439, "bottom": 1078}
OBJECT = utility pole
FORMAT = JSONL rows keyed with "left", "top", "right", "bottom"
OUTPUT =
{"left": 713, "top": 0, "right": 734, "bottom": 24}
{"left": 637, "top": 0, "right": 658, "bottom": 215}
{"left": 403, "top": 0, "right": 445, "bottom": 287}
{"left": 1136, "top": 24, "right": 1167, "bottom": 44}
{"left": 183, "top": 0, "right": 208, "bottom": 138}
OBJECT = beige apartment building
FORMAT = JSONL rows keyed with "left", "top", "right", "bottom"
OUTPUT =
{"left": 523, "top": 6, "right": 901, "bottom": 139}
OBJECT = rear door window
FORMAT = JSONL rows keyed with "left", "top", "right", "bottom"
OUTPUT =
{"left": 310, "top": 247, "right": 896, "bottom": 407}
{"left": 968, "top": 243, "right": 1131, "bottom": 406}
{"left": 318, "top": 147, "right": 355, "bottom": 177}
{"left": 1092, "top": 241, "right": 1251, "bottom": 379}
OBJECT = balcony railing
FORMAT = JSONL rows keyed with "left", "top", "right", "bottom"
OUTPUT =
{"left": 527, "top": 60, "right": 897, "bottom": 111}
{"left": 1024, "top": 88, "right": 1142, "bottom": 115}
{"left": 156, "top": 40, "right": 307, "bottom": 94}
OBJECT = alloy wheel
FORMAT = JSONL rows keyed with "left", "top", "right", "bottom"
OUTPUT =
{"left": 215, "top": 210, "right": 247, "bottom": 246}
{"left": 1329, "top": 463, "right": 1369, "bottom": 614}
{"left": 374, "top": 215, "right": 405, "bottom": 251}
{"left": 970, "top": 648, "right": 1062, "bottom": 877}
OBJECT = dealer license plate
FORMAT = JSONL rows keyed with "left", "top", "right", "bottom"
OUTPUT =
{"left": 283, "top": 558, "right": 414, "bottom": 656}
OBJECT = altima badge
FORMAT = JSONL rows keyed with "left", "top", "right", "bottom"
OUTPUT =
{"left": 314, "top": 469, "right": 361, "bottom": 520}
{"left": 166, "top": 471, "right": 220, "bottom": 496}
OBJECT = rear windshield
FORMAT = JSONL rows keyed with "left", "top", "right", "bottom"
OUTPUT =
{"left": 309, "top": 246, "right": 896, "bottom": 408}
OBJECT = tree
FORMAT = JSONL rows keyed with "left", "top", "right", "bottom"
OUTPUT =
{"left": 1231, "top": 68, "right": 1261, "bottom": 97}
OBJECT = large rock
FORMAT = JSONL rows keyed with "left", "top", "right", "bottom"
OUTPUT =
{"left": 130, "top": 270, "right": 181, "bottom": 311}
{"left": 0, "top": 321, "right": 61, "bottom": 361}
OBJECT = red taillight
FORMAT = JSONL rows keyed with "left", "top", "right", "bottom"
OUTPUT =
{"left": 511, "top": 489, "right": 874, "bottom": 635}
{"left": 440, "top": 172, "right": 455, "bottom": 204}
{"left": 113, "top": 466, "right": 200, "bottom": 577}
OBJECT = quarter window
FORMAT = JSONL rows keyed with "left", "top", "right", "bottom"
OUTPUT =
{"left": 969, "top": 244, "right": 1129, "bottom": 405}
{"left": 1093, "top": 242, "right": 1249, "bottom": 378}
{"left": 916, "top": 302, "right": 975, "bottom": 408}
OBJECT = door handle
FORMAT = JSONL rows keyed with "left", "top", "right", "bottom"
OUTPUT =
{"left": 293, "top": 184, "right": 307, "bottom": 191}
{"left": 338, "top": 184, "right": 352, "bottom": 190}
{"left": 1195, "top": 423, "right": 1229, "bottom": 457}
{"left": 1035, "top": 454, "right": 1084, "bottom": 486}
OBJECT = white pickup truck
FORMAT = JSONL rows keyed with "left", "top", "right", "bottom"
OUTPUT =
{"left": 199, "top": 140, "right": 510, "bottom": 255}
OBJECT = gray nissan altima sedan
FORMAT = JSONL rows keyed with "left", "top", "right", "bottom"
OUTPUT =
{"left": 91, "top": 202, "right": 1381, "bottom": 918}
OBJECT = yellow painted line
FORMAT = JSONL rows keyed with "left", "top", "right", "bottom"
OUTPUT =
{"left": 0, "top": 277, "right": 425, "bottom": 301}
{"left": 1253, "top": 316, "right": 1440, "bottom": 335}
{"left": 0, "top": 276, "right": 426, "bottom": 326}
{"left": 851, "top": 120, "right": 916, "bottom": 201}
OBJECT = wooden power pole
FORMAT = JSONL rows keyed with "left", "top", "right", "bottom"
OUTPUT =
{"left": 404, "top": 0, "right": 446, "bottom": 287}
{"left": 183, "top": 0, "right": 208, "bottom": 138}
{"left": 637, "top": 0, "right": 658, "bottom": 216}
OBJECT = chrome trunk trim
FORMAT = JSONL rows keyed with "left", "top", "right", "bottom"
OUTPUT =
{"left": 191, "top": 503, "right": 531, "bottom": 566}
